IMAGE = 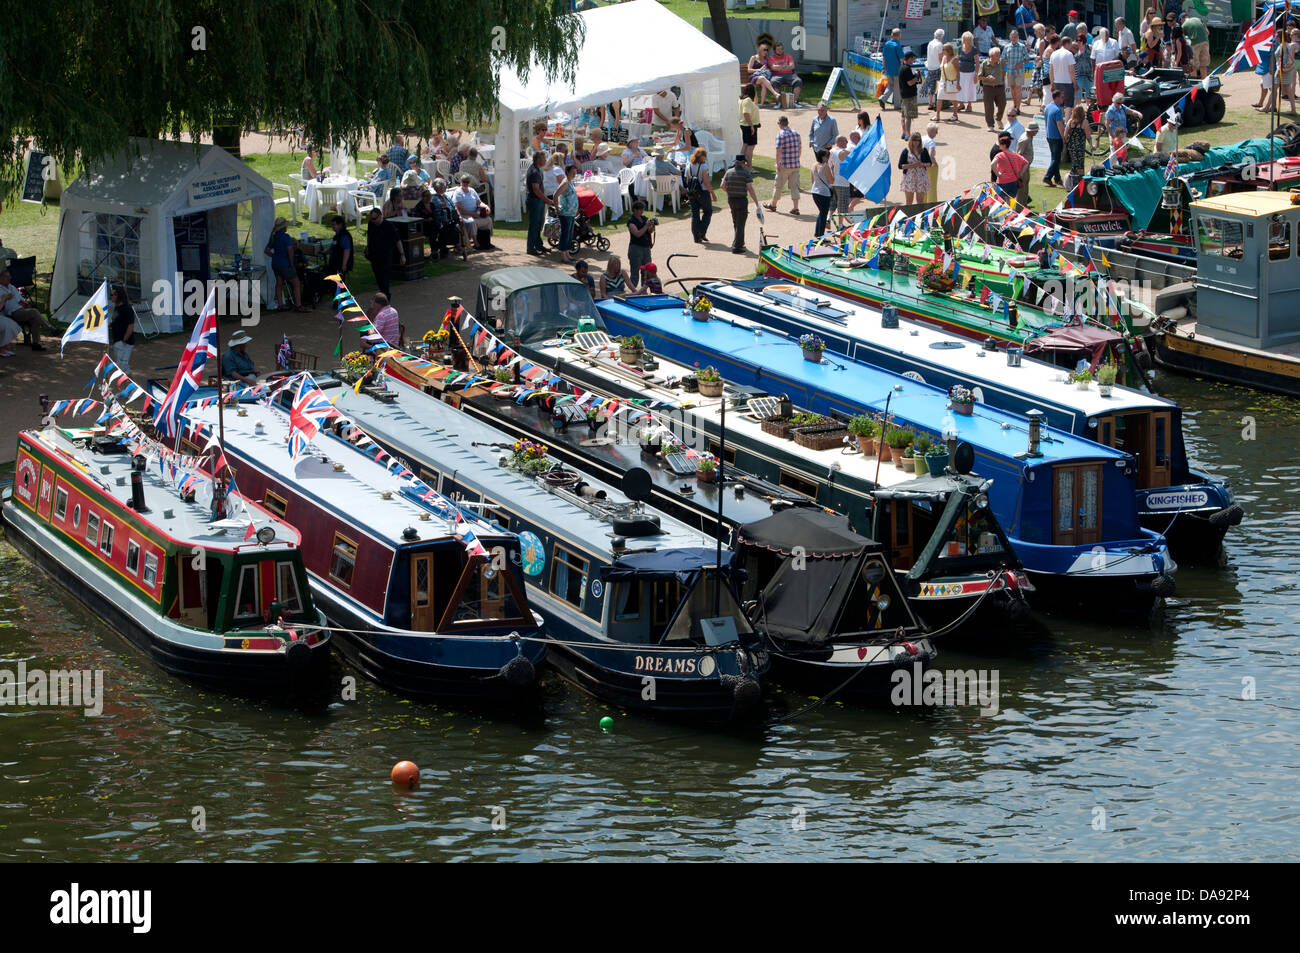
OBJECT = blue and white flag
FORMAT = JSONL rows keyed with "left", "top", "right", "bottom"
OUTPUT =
{"left": 60, "top": 280, "right": 110, "bottom": 356}
{"left": 838, "top": 117, "right": 892, "bottom": 203}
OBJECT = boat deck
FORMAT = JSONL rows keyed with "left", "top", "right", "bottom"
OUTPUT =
{"left": 1171, "top": 316, "right": 1300, "bottom": 362}
{"left": 331, "top": 383, "right": 719, "bottom": 552}
{"left": 22, "top": 427, "right": 301, "bottom": 552}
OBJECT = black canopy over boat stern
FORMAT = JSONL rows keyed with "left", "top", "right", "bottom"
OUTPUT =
{"left": 477, "top": 267, "right": 605, "bottom": 345}
{"left": 735, "top": 508, "right": 919, "bottom": 645}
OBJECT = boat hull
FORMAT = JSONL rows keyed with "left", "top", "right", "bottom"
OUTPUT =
{"left": 768, "top": 639, "right": 936, "bottom": 701}
{"left": 1151, "top": 331, "right": 1300, "bottom": 398}
{"left": 1, "top": 500, "right": 332, "bottom": 696}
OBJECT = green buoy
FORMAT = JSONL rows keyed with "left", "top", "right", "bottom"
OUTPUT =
{"left": 599, "top": 716, "right": 614, "bottom": 731}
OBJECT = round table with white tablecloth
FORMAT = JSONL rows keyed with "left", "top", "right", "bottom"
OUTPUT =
{"left": 578, "top": 172, "right": 624, "bottom": 223}
{"left": 304, "top": 175, "right": 359, "bottom": 223}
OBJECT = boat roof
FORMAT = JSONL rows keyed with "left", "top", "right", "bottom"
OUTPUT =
{"left": 180, "top": 400, "right": 495, "bottom": 546}
{"left": 480, "top": 266, "right": 583, "bottom": 296}
{"left": 1192, "top": 190, "right": 1299, "bottom": 218}
{"left": 518, "top": 335, "right": 940, "bottom": 489}
{"left": 736, "top": 507, "right": 879, "bottom": 558}
{"left": 330, "top": 383, "right": 718, "bottom": 555}
{"left": 600, "top": 296, "right": 1131, "bottom": 467}
{"left": 22, "top": 427, "right": 302, "bottom": 552}
{"left": 708, "top": 280, "right": 1167, "bottom": 417}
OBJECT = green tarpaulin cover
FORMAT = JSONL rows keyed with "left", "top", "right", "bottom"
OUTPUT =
{"left": 1089, "top": 138, "right": 1283, "bottom": 231}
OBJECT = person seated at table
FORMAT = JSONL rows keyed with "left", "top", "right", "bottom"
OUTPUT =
{"left": 573, "top": 135, "right": 592, "bottom": 163}
{"left": 747, "top": 43, "right": 779, "bottom": 108}
{"left": 406, "top": 155, "right": 429, "bottom": 183}
{"left": 387, "top": 135, "right": 410, "bottom": 172}
{"left": 573, "top": 259, "right": 596, "bottom": 296}
{"left": 449, "top": 138, "right": 466, "bottom": 175}
{"left": 367, "top": 293, "right": 400, "bottom": 345}
{"left": 598, "top": 255, "right": 634, "bottom": 299}
{"left": 667, "top": 118, "right": 698, "bottom": 154}
{"left": 221, "top": 330, "right": 258, "bottom": 386}
{"left": 767, "top": 41, "right": 803, "bottom": 105}
{"left": 422, "top": 179, "right": 460, "bottom": 258}
{"left": 400, "top": 169, "right": 425, "bottom": 207}
{"left": 546, "top": 153, "right": 568, "bottom": 194}
{"left": 592, "top": 141, "right": 612, "bottom": 167}
{"left": 622, "top": 139, "right": 646, "bottom": 167}
{"left": 382, "top": 185, "right": 405, "bottom": 219}
{"left": 454, "top": 174, "right": 492, "bottom": 249}
{"left": 362, "top": 153, "right": 396, "bottom": 194}
{"left": 459, "top": 147, "right": 485, "bottom": 185}
{"left": 301, "top": 153, "right": 318, "bottom": 180}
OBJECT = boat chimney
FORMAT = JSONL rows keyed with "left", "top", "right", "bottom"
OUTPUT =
{"left": 1025, "top": 409, "right": 1044, "bottom": 458}
{"left": 610, "top": 535, "right": 627, "bottom": 556}
{"left": 983, "top": 336, "right": 997, "bottom": 351}
{"left": 129, "top": 455, "right": 149, "bottom": 512}
{"left": 881, "top": 304, "right": 899, "bottom": 329}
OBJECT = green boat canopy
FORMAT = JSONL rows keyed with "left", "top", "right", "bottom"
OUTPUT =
{"left": 1090, "top": 138, "right": 1282, "bottom": 231}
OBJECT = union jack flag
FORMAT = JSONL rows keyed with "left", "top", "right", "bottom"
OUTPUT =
{"left": 1229, "top": 6, "right": 1278, "bottom": 72}
{"left": 286, "top": 376, "right": 338, "bottom": 460}
{"left": 154, "top": 288, "right": 219, "bottom": 437}
{"left": 1164, "top": 152, "right": 1178, "bottom": 181}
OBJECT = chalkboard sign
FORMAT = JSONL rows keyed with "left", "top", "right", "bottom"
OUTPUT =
{"left": 21, "top": 150, "right": 48, "bottom": 204}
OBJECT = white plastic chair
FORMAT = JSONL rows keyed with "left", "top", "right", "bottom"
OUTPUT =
{"left": 272, "top": 182, "right": 297, "bottom": 222}
{"left": 435, "top": 159, "right": 452, "bottom": 179}
{"left": 349, "top": 189, "right": 379, "bottom": 223}
{"left": 694, "top": 130, "right": 727, "bottom": 175}
{"left": 288, "top": 174, "right": 307, "bottom": 219}
{"left": 649, "top": 174, "right": 680, "bottom": 214}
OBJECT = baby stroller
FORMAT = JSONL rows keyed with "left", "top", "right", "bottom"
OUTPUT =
{"left": 544, "top": 205, "right": 610, "bottom": 252}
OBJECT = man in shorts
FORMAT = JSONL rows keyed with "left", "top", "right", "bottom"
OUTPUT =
{"left": 898, "top": 49, "right": 922, "bottom": 140}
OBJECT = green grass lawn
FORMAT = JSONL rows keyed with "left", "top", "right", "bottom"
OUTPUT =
{"left": 658, "top": 0, "right": 798, "bottom": 28}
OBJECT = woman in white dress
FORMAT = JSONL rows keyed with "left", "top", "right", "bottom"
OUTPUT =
{"left": 957, "top": 32, "right": 980, "bottom": 112}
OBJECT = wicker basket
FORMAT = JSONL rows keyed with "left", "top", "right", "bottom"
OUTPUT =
{"left": 761, "top": 416, "right": 798, "bottom": 439}
{"left": 793, "top": 425, "right": 849, "bottom": 451}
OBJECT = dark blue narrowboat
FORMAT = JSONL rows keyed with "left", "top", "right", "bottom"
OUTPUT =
{"left": 590, "top": 294, "right": 1176, "bottom": 616}
{"left": 698, "top": 278, "right": 1242, "bottom": 562}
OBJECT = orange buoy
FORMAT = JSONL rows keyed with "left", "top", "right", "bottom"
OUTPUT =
{"left": 391, "top": 760, "right": 420, "bottom": 789}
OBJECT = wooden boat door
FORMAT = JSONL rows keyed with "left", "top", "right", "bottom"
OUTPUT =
{"left": 888, "top": 501, "right": 915, "bottom": 571}
{"left": 1052, "top": 464, "right": 1103, "bottom": 546}
{"left": 178, "top": 556, "right": 208, "bottom": 627}
{"left": 410, "top": 554, "right": 435, "bottom": 631}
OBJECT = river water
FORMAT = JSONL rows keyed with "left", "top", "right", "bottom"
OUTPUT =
{"left": 1, "top": 374, "right": 1297, "bottom": 862}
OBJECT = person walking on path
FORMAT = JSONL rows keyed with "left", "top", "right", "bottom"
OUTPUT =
{"left": 810, "top": 103, "right": 839, "bottom": 155}
{"left": 108, "top": 285, "right": 136, "bottom": 374}
{"left": 882, "top": 28, "right": 904, "bottom": 108}
{"left": 811, "top": 149, "right": 835, "bottom": 237}
{"left": 766, "top": 116, "right": 802, "bottom": 215}
{"left": 898, "top": 49, "right": 922, "bottom": 140}
{"left": 525, "top": 151, "right": 553, "bottom": 255}
{"left": 626, "top": 201, "right": 655, "bottom": 289}
{"left": 978, "top": 47, "right": 1007, "bottom": 131}
{"left": 722, "top": 155, "right": 759, "bottom": 254}
{"left": 1003, "top": 30, "right": 1030, "bottom": 112}
{"left": 684, "top": 147, "right": 716, "bottom": 244}
{"left": 1043, "top": 88, "right": 1066, "bottom": 188}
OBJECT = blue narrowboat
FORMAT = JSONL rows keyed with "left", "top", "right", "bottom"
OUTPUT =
{"left": 592, "top": 294, "right": 1176, "bottom": 615}
{"left": 324, "top": 379, "right": 774, "bottom": 722}
{"left": 178, "top": 395, "right": 547, "bottom": 705}
{"left": 697, "top": 278, "right": 1242, "bottom": 562}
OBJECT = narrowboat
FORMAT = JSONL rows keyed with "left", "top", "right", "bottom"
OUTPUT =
{"left": 324, "top": 378, "right": 777, "bottom": 720}
{"left": 1150, "top": 190, "right": 1300, "bottom": 398}
{"left": 0, "top": 420, "right": 331, "bottom": 694}
{"left": 405, "top": 295, "right": 1031, "bottom": 632}
{"left": 697, "top": 279, "right": 1242, "bottom": 562}
{"left": 176, "top": 392, "right": 547, "bottom": 704}
{"left": 591, "top": 294, "right": 1176, "bottom": 615}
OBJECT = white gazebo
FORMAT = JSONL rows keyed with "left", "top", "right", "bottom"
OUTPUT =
{"left": 49, "top": 138, "right": 275, "bottom": 333}
{"left": 493, "top": 0, "right": 741, "bottom": 222}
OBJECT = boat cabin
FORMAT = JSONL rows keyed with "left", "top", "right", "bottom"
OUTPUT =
{"left": 1193, "top": 190, "right": 1300, "bottom": 351}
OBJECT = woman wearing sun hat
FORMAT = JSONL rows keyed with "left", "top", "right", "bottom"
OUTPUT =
{"left": 264, "top": 217, "right": 307, "bottom": 312}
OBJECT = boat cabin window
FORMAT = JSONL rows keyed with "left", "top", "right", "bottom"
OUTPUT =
{"left": 778, "top": 469, "right": 819, "bottom": 500}
{"left": 1268, "top": 215, "right": 1292, "bottom": 260}
{"left": 72, "top": 504, "right": 81, "bottom": 529}
{"left": 142, "top": 553, "right": 159, "bottom": 588}
{"left": 276, "top": 562, "right": 303, "bottom": 613}
{"left": 884, "top": 499, "right": 936, "bottom": 572}
{"left": 263, "top": 491, "right": 288, "bottom": 518}
{"left": 1053, "top": 463, "right": 1102, "bottom": 545}
{"left": 938, "top": 502, "right": 1006, "bottom": 561}
{"left": 99, "top": 522, "right": 114, "bottom": 557}
{"left": 551, "top": 546, "right": 589, "bottom": 610}
{"left": 1196, "top": 216, "right": 1246, "bottom": 259}
{"left": 419, "top": 467, "right": 441, "bottom": 491}
{"left": 839, "top": 556, "right": 915, "bottom": 632}
{"left": 234, "top": 564, "right": 261, "bottom": 620}
{"left": 663, "top": 575, "right": 751, "bottom": 643}
{"left": 443, "top": 559, "right": 527, "bottom": 627}
{"left": 85, "top": 512, "right": 100, "bottom": 546}
{"left": 329, "top": 533, "right": 358, "bottom": 587}
{"left": 1097, "top": 413, "right": 1170, "bottom": 488}
{"left": 652, "top": 579, "right": 684, "bottom": 631}
{"left": 126, "top": 540, "right": 141, "bottom": 575}
{"left": 706, "top": 441, "right": 737, "bottom": 466}
{"left": 54, "top": 486, "right": 68, "bottom": 521}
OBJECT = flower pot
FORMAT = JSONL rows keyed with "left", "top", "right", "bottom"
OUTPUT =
{"left": 856, "top": 435, "right": 876, "bottom": 455}
{"left": 1075, "top": 379, "right": 1091, "bottom": 391}
{"left": 801, "top": 348, "right": 823, "bottom": 363}
{"left": 793, "top": 425, "right": 850, "bottom": 451}
{"left": 691, "top": 309, "right": 711, "bottom": 322}
{"left": 878, "top": 442, "right": 892, "bottom": 464}
{"left": 697, "top": 379, "right": 724, "bottom": 398}
{"left": 696, "top": 468, "right": 716, "bottom": 484}
{"left": 900, "top": 455, "right": 916, "bottom": 472}
{"left": 913, "top": 454, "right": 929, "bottom": 476}
{"left": 927, "top": 452, "right": 950, "bottom": 473}
{"left": 1099, "top": 384, "right": 1113, "bottom": 397}
{"left": 951, "top": 401, "right": 974, "bottom": 416}
{"left": 620, "top": 347, "right": 644, "bottom": 364}
{"left": 762, "top": 416, "right": 797, "bottom": 439}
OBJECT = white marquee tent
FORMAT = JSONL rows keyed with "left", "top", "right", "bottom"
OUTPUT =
{"left": 493, "top": 0, "right": 741, "bottom": 222}
{"left": 50, "top": 138, "right": 274, "bottom": 332}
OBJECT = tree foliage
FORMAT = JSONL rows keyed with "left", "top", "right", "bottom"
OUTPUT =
{"left": 0, "top": 0, "right": 581, "bottom": 192}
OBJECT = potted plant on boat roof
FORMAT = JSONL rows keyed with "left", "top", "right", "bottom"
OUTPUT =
{"left": 689, "top": 293, "right": 713, "bottom": 321}
{"left": 899, "top": 442, "right": 916, "bottom": 473}
{"left": 799, "top": 333, "right": 826, "bottom": 363}
{"left": 638, "top": 424, "right": 662, "bottom": 457}
{"left": 948, "top": 384, "right": 976, "bottom": 415}
{"left": 912, "top": 434, "right": 932, "bottom": 475}
{"left": 848, "top": 414, "right": 879, "bottom": 455}
{"left": 695, "top": 455, "right": 718, "bottom": 484}
{"left": 422, "top": 327, "right": 453, "bottom": 362}
{"left": 792, "top": 411, "right": 847, "bottom": 451}
{"left": 926, "top": 441, "right": 950, "bottom": 474}
{"left": 508, "top": 439, "right": 552, "bottom": 476}
{"left": 340, "top": 350, "right": 372, "bottom": 384}
{"left": 887, "top": 427, "right": 914, "bottom": 455}
{"left": 494, "top": 366, "right": 513, "bottom": 384}
{"left": 586, "top": 406, "right": 606, "bottom": 434}
{"left": 1097, "top": 362, "right": 1117, "bottom": 396}
{"left": 917, "top": 258, "right": 956, "bottom": 293}
{"left": 620, "top": 334, "right": 645, "bottom": 364}
{"left": 696, "top": 364, "right": 724, "bottom": 398}
{"left": 1069, "top": 368, "right": 1093, "bottom": 391}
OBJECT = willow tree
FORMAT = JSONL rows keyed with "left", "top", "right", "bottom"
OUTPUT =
{"left": 0, "top": 0, "right": 580, "bottom": 190}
